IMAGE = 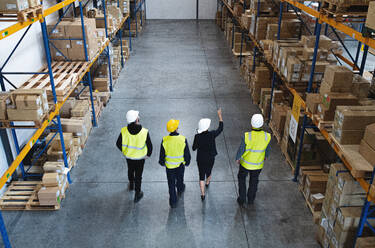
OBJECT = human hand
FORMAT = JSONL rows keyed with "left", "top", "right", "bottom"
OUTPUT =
{"left": 236, "top": 160, "right": 240, "bottom": 165}
{"left": 217, "top": 108, "right": 223, "bottom": 121}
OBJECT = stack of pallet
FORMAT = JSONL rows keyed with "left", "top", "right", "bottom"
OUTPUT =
{"left": 0, "top": 0, "right": 42, "bottom": 22}
{"left": 317, "top": 163, "right": 369, "bottom": 248}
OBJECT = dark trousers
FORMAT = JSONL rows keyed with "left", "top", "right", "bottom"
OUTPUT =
{"left": 126, "top": 159, "right": 145, "bottom": 192}
{"left": 166, "top": 165, "right": 185, "bottom": 206}
{"left": 237, "top": 165, "right": 262, "bottom": 204}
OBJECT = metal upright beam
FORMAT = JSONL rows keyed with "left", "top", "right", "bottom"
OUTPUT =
{"left": 294, "top": 23, "right": 322, "bottom": 181}
{"left": 119, "top": 28, "right": 125, "bottom": 68}
{"left": 40, "top": 18, "right": 71, "bottom": 184}
{"left": 102, "top": 0, "right": 114, "bottom": 92}
{"left": 360, "top": 45, "right": 369, "bottom": 76}
{"left": 277, "top": 2, "right": 283, "bottom": 40}
{"left": 79, "top": 1, "right": 97, "bottom": 126}
{"left": 0, "top": 211, "right": 11, "bottom": 248}
{"left": 128, "top": 18, "right": 132, "bottom": 51}
{"left": 268, "top": 71, "right": 277, "bottom": 121}
{"left": 313, "top": 2, "right": 321, "bottom": 35}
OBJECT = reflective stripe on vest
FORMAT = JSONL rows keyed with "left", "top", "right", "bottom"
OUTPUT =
{"left": 240, "top": 130, "right": 271, "bottom": 170}
{"left": 121, "top": 127, "right": 148, "bottom": 160}
{"left": 162, "top": 135, "right": 186, "bottom": 169}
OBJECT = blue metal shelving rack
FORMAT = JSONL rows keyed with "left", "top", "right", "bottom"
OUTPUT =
{"left": 217, "top": 0, "right": 375, "bottom": 246}
{"left": 0, "top": 0, "right": 132, "bottom": 246}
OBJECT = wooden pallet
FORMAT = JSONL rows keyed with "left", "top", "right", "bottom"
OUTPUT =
{"left": 320, "top": 0, "right": 368, "bottom": 21}
{"left": 0, "top": 181, "right": 60, "bottom": 211}
{"left": 17, "top": 5, "right": 43, "bottom": 22}
{"left": 19, "top": 62, "right": 89, "bottom": 102}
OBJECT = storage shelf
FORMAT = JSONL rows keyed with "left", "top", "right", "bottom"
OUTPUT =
{"left": 219, "top": 0, "right": 374, "bottom": 203}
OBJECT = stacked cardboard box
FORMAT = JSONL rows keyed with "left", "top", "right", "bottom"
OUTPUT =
{"left": 355, "top": 237, "right": 375, "bottom": 247}
{"left": 46, "top": 133, "right": 74, "bottom": 162}
{"left": 0, "top": 92, "right": 11, "bottom": 121}
{"left": 6, "top": 89, "right": 49, "bottom": 122}
{"left": 250, "top": 16, "right": 278, "bottom": 40}
{"left": 333, "top": 106, "right": 375, "bottom": 145}
{"left": 48, "top": 18, "right": 99, "bottom": 61}
{"left": 240, "top": 10, "right": 252, "bottom": 30}
{"left": 249, "top": 0, "right": 277, "bottom": 14}
{"left": 259, "top": 88, "right": 272, "bottom": 119}
{"left": 270, "top": 103, "right": 290, "bottom": 139}
{"left": 233, "top": 32, "right": 253, "bottom": 54}
{"left": 0, "top": 0, "right": 39, "bottom": 12}
{"left": 352, "top": 75, "right": 371, "bottom": 100}
{"left": 249, "top": 66, "right": 271, "bottom": 104}
{"left": 266, "top": 19, "right": 301, "bottom": 40}
{"left": 359, "top": 123, "right": 375, "bottom": 166}
{"left": 107, "top": 0, "right": 130, "bottom": 15}
{"left": 317, "top": 163, "right": 368, "bottom": 248}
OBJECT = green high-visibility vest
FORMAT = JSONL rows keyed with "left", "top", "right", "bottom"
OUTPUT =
{"left": 240, "top": 130, "right": 271, "bottom": 170}
{"left": 121, "top": 127, "right": 148, "bottom": 160}
{"left": 162, "top": 135, "right": 186, "bottom": 169}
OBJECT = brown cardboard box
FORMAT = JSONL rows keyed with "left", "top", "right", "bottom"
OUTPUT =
{"left": 7, "top": 107, "right": 44, "bottom": 121}
{"left": 365, "top": 1, "right": 375, "bottom": 30}
{"left": 51, "top": 47, "right": 68, "bottom": 61}
{"left": 320, "top": 80, "right": 352, "bottom": 94}
{"left": 42, "top": 172, "right": 60, "bottom": 187}
{"left": 359, "top": 139, "right": 375, "bottom": 166}
{"left": 0, "top": 0, "right": 29, "bottom": 12}
{"left": 15, "top": 95, "right": 42, "bottom": 110}
{"left": 321, "top": 93, "right": 358, "bottom": 112}
{"left": 306, "top": 93, "right": 320, "bottom": 114}
{"left": 37, "top": 187, "right": 60, "bottom": 206}
{"left": 322, "top": 65, "right": 353, "bottom": 88}
{"left": 333, "top": 128, "right": 364, "bottom": 145}
{"left": 355, "top": 237, "right": 375, "bottom": 247}
{"left": 352, "top": 75, "right": 370, "bottom": 99}
{"left": 51, "top": 40, "right": 71, "bottom": 50}
{"left": 0, "top": 93, "right": 11, "bottom": 120}
{"left": 47, "top": 22, "right": 69, "bottom": 38}
{"left": 67, "top": 48, "right": 87, "bottom": 61}
{"left": 334, "top": 106, "right": 375, "bottom": 130}
{"left": 363, "top": 123, "right": 375, "bottom": 150}
{"left": 43, "top": 162, "right": 64, "bottom": 173}
{"left": 93, "top": 77, "right": 109, "bottom": 92}
{"left": 301, "top": 35, "right": 332, "bottom": 49}
{"left": 65, "top": 18, "right": 96, "bottom": 39}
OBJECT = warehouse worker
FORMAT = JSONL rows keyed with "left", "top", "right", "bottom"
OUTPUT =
{"left": 116, "top": 110, "right": 152, "bottom": 203}
{"left": 235, "top": 114, "right": 270, "bottom": 206}
{"left": 159, "top": 119, "right": 191, "bottom": 208}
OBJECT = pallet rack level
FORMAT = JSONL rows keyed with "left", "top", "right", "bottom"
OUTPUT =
{"left": 0, "top": 0, "right": 130, "bottom": 247}
{"left": 218, "top": 0, "right": 375, "bottom": 245}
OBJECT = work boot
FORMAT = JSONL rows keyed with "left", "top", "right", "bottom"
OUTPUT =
{"left": 134, "top": 191, "right": 143, "bottom": 203}
{"left": 128, "top": 182, "right": 134, "bottom": 191}
{"left": 178, "top": 184, "right": 186, "bottom": 196}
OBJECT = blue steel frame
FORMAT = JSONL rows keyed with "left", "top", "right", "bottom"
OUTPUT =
{"left": 354, "top": 167, "right": 375, "bottom": 246}
{"left": 133, "top": 0, "right": 146, "bottom": 38}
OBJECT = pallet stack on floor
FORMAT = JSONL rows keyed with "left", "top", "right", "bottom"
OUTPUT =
{"left": 217, "top": 0, "right": 375, "bottom": 245}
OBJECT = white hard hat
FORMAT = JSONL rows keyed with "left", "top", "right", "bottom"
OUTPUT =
{"left": 251, "top": 114, "right": 264, "bottom": 128}
{"left": 126, "top": 110, "right": 139, "bottom": 123}
{"left": 198, "top": 118, "right": 211, "bottom": 134}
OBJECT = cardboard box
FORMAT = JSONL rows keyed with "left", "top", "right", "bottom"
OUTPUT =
{"left": 352, "top": 75, "right": 370, "bottom": 99}
{"left": 0, "top": 0, "right": 29, "bottom": 12}
{"left": 365, "top": 1, "right": 375, "bottom": 30}
{"left": 47, "top": 22, "right": 68, "bottom": 38}
{"left": 51, "top": 40, "right": 71, "bottom": 50}
{"left": 93, "top": 77, "right": 109, "bottom": 92}
{"left": 15, "top": 94, "right": 42, "bottom": 110}
{"left": 363, "top": 123, "right": 375, "bottom": 150}
{"left": 67, "top": 48, "right": 87, "bottom": 61}
{"left": 37, "top": 187, "right": 60, "bottom": 206}
{"left": 334, "top": 106, "right": 375, "bottom": 130}
{"left": 321, "top": 93, "right": 358, "bottom": 112}
{"left": 301, "top": 35, "right": 332, "bottom": 49}
{"left": 7, "top": 107, "right": 44, "bottom": 121}
{"left": 42, "top": 172, "right": 60, "bottom": 187}
{"left": 0, "top": 93, "right": 11, "bottom": 120}
{"left": 51, "top": 47, "right": 68, "bottom": 61}
{"left": 333, "top": 128, "right": 364, "bottom": 145}
{"left": 359, "top": 139, "right": 375, "bottom": 166}
{"left": 355, "top": 237, "right": 375, "bottom": 247}
{"left": 43, "top": 162, "right": 64, "bottom": 173}
{"left": 306, "top": 93, "right": 320, "bottom": 114}
{"left": 323, "top": 65, "right": 353, "bottom": 88}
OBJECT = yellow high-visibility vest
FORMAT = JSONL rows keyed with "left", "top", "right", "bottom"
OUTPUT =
{"left": 240, "top": 130, "right": 271, "bottom": 170}
{"left": 162, "top": 135, "right": 186, "bottom": 169}
{"left": 121, "top": 127, "right": 148, "bottom": 160}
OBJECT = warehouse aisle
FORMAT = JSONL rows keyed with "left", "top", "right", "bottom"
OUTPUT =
{"left": 3, "top": 20, "right": 319, "bottom": 248}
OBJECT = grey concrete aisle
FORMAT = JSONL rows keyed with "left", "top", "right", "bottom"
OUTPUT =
{"left": 2, "top": 20, "right": 319, "bottom": 248}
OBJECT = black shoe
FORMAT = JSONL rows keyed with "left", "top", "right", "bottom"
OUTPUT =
{"left": 128, "top": 183, "right": 134, "bottom": 191}
{"left": 237, "top": 197, "right": 245, "bottom": 207}
{"left": 205, "top": 183, "right": 210, "bottom": 188}
{"left": 201, "top": 195, "right": 205, "bottom": 201}
{"left": 134, "top": 191, "right": 143, "bottom": 203}
{"left": 178, "top": 184, "right": 186, "bottom": 196}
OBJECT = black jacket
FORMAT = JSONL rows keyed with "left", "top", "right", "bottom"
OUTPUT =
{"left": 158, "top": 131, "right": 191, "bottom": 166}
{"left": 116, "top": 123, "right": 153, "bottom": 157}
{"left": 192, "top": 121, "right": 223, "bottom": 161}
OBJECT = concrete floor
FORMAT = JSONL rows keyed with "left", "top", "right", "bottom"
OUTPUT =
{"left": 2, "top": 20, "right": 319, "bottom": 248}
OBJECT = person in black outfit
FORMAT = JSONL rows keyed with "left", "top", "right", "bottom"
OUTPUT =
{"left": 192, "top": 108, "right": 223, "bottom": 201}
{"left": 116, "top": 111, "right": 152, "bottom": 203}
